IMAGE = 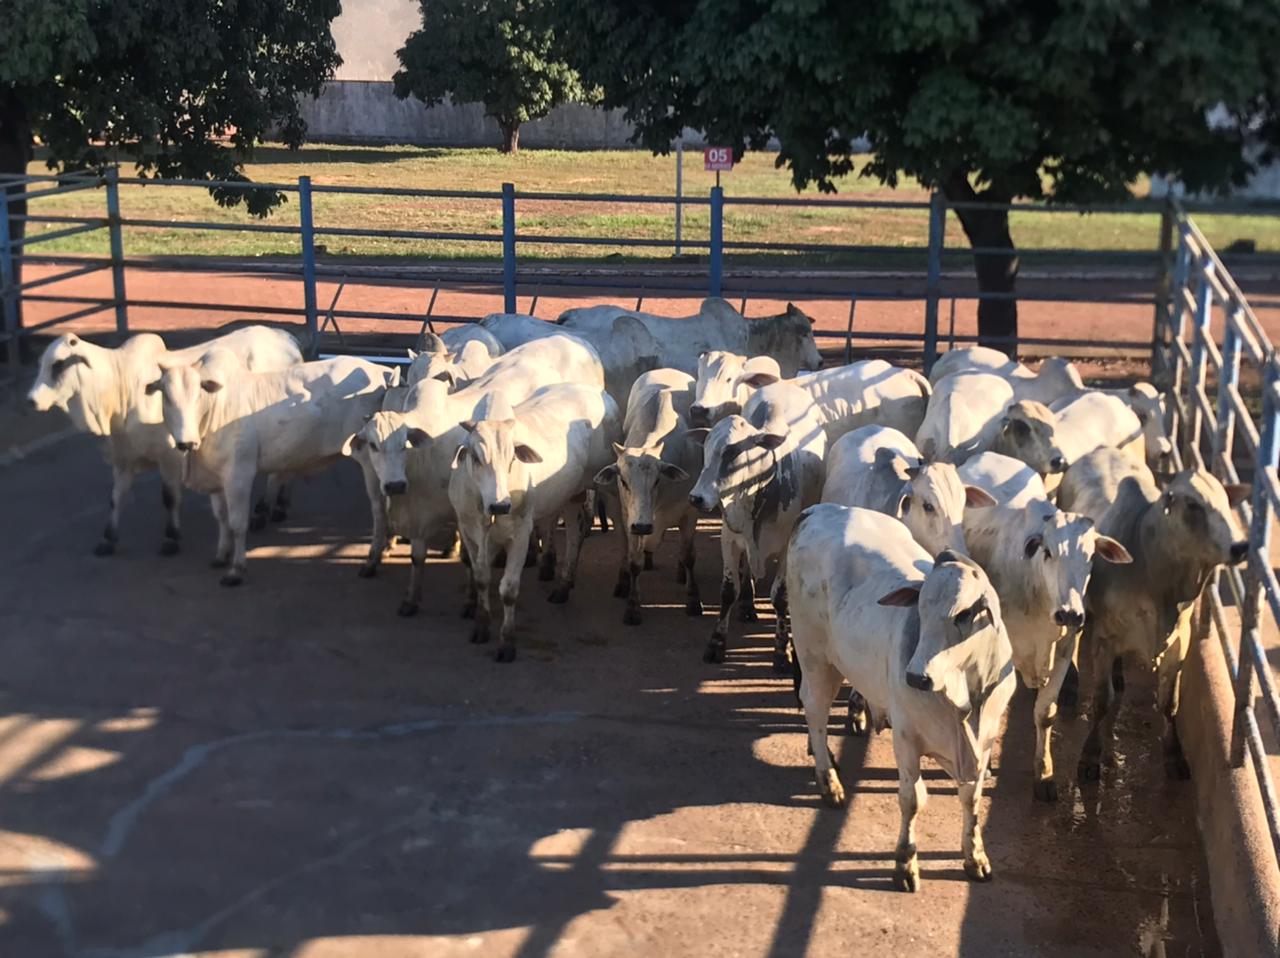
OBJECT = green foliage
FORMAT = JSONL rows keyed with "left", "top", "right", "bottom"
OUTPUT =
{"left": 394, "top": 0, "right": 592, "bottom": 148}
{"left": 555, "top": 0, "right": 1280, "bottom": 203}
{"left": 1, "top": 0, "right": 342, "bottom": 214}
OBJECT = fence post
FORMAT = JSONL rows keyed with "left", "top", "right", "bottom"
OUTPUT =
{"left": 298, "top": 175, "right": 318, "bottom": 354}
{"left": 502, "top": 182, "right": 517, "bottom": 313}
{"left": 1152, "top": 197, "right": 1175, "bottom": 362}
{"left": 1186, "top": 255, "right": 1215, "bottom": 465}
{"left": 0, "top": 190, "right": 16, "bottom": 377}
{"left": 104, "top": 167, "right": 128, "bottom": 338}
{"left": 709, "top": 186, "right": 723, "bottom": 298}
{"left": 923, "top": 190, "right": 946, "bottom": 374}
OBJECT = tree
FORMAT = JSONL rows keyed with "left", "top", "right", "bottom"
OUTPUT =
{"left": 554, "top": 0, "right": 1280, "bottom": 351}
{"left": 394, "top": 0, "right": 589, "bottom": 154}
{"left": 1, "top": 0, "right": 341, "bottom": 343}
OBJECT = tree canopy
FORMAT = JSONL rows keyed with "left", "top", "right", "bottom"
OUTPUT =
{"left": 394, "top": 0, "right": 590, "bottom": 153}
{"left": 555, "top": 0, "right": 1280, "bottom": 347}
{"left": 1, "top": 0, "right": 342, "bottom": 213}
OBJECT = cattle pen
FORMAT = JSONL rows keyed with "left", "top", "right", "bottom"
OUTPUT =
{"left": 3, "top": 169, "right": 1280, "bottom": 953}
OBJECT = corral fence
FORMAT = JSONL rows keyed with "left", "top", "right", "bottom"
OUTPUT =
{"left": 5, "top": 166, "right": 1280, "bottom": 390}
{"left": 1157, "top": 200, "right": 1280, "bottom": 872}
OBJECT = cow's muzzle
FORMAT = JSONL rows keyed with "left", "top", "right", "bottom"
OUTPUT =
{"left": 488, "top": 502, "right": 512, "bottom": 517}
{"left": 689, "top": 493, "right": 715, "bottom": 514}
{"left": 688, "top": 405, "right": 710, "bottom": 428}
{"left": 1053, "top": 607, "right": 1084, "bottom": 630}
{"left": 1048, "top": 455, "right": 1068, "bottom": 474}
{"left": 1230, "top": 541, "right": 1249, "bottom": 564}
{"left": 384, "top": 480, "right": 408, "bottom": 496}
{"left": 629, "top": 522, "right": 654, "bottom": 536}
{"left": 176, "top": 440, "right": 199, "bottom": 453}
{"left": 905, "top": 671, "right": 933, "bottom": 692}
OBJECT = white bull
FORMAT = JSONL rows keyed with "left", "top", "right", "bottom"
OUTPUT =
{"left": 151, "top": 349, "right": 396, "bottom": 585}
{"left": 449, "top": 384, "right": 622, "bottom": 662}
{"left": 27, "top": 327, "right": 301, "bottom": 556}
{"left": 787, "top": 505, "right": 1016, "bottom": 892}
{"left": 407, "top": 333, "right": 500, "bottom": 389}
{"left": 687, "top": 381, "right": 827, "bottom": 668}
{"left": 915, "top": 372, "right": 1015, "bottom": 464}
{"left": 593, "top": 369, "right": 703, "bottom": 626}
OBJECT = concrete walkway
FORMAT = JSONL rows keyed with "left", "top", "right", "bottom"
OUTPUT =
{"left": 0, "top": 430, "right": 1219, "bottom": 957}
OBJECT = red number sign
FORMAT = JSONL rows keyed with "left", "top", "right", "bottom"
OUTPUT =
{"left": 703, "top": 147, "right": 734, "bottom": 172}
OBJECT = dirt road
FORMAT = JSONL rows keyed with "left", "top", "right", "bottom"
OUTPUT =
{"left": 0, "top": 428, "right": 1218, "bottom": 956}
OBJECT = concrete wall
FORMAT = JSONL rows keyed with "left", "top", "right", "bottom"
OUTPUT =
{"left": 297, "top": 81, "right": 709, "bottom": 151}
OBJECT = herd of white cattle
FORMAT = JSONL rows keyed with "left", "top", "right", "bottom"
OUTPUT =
{"left": 26, "top": 296, "right": 1248, "bottom": 893}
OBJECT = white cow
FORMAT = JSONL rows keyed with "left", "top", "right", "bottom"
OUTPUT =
{"left": 593, "top": 369, "right": 703, "bottom": 626}
{"left": 1064, "top": 453, "right": 1248, "bottom": 781}
{"left": 151, "top": 349, "right": 396, "bottom": 585}
{"left": 787, "top": 505, "right": 1016, "bottom": 892}
{"left": 478, "top": 312, "right": 659, "bottom": 412}
{"left": 345, "top": 334, "right": 607, "bottom": 600}
{"left": 930, "top": 347, "right": 1083, "bottom": 404}
{"left": 687, "top": 351, "right": 786, "bottom": 426}
{"left": 27, "top": 327, "right": 301, "bottom": 556}
{"left": 961, "top": 469, "right": 1132, "bottom": 801}
{"left": 958, "top": 451, "right": 1048, "bottom": 510}
{"left": 406, "top": 337, "right": 496, "bottom": 390}
{"left": 821, "top": 425, "right": 996, "bottom": 557}
{"left": 988, "top": 400, "right": 1068, "bottom": 477}
{"left": 557, "top": 297, "right": 823, "bottom": 378}
{"left": 425, "top": 324, "right": 505, "bottom": 359}
{"left": 1048, "top": 391, "right": 1145, "bottom": 468}
{"left": 915, "top": 372, "right": 1015, "bottom": 464}
{"left": 687, "top": 381, "right": 827, "bottom": 667}
{"left": 449, "top": 384, "right": 622, "bottom": 662}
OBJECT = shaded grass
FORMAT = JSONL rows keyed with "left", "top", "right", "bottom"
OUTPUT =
{"left": 20, "top": 143, "right": 1280, "bottom": 265}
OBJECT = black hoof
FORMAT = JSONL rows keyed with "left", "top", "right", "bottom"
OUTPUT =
{"left": 93, "top": 540, "right": 116, "bottom": 557}
{"left": 702, "top": 639, "right": 726, "bottom": 664}
{"left": 1033, "top": 778, "right": 1059, "bottom": 802}
{"left": 1078, "top": 758, "right": 1101, "bottom": 782}
{"left": 737, "top": 606, "right": 759, "bottom": 623}
{"left": 461, "top": 601, "right": 477, "bottom": 620}
{"left": 495, "top": 645, "right": 516, "bottom": 663}
{"left": 210, "top": 556, "right": 230, "bottom": 569}
{"left": 158, "top": 538, "right": 180, "bottom": 557}
{"left": 219, "top": 571, "right": 244, "bottom": 587}
{"left": 248, "top": 514, "right": 267, "bottom": 533}
{"left": 613, "top": 579, "right": 630, "bottom": 598}
{"left": 643, "top": 551, "right": 654, "bottom": 571}
{"left": 547, "top": 585, "right": 571, "bottom": 604}
{"left": 470, "top": 626, "right": 491, "bottom": 644}
{"left": 397, "top": 600, "right": 418, "bottom": 618}
{"left": 622, "top": 607, "right": 642, "bottom": 626}
{"left": 270, "top": 508, "right": 288, "bottom": 523}
{"left": 684, "top": 599, "right": 703, "bottom": 617}
{"left": 1165, "top": 755, "right": 1191, "bottom": 780}
{"left": 357, "top": 563, "right": 377, "bottom": 579}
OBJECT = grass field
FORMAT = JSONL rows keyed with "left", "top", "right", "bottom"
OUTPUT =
{"left": 21, "top": 143, "right": 1280, "bottom": 264}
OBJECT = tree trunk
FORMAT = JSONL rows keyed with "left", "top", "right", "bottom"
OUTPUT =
{"left": 0, "top": 94, "right": 32, "bottom": 361}
{"left": 943, "top": 173, "right": 1018, "bottom": 357}
{"left": 498, "top": 121, "right": 520, "bottom": 154}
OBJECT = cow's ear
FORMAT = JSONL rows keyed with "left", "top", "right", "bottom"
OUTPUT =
{"left": 684, "top": 428, "right": 710, "bottom": 446}
{"left": 406, "top": 428, "right": 428, "bottom": 448}
{"left": 459, "top": 420, "right": 477, "bottom": 433}
{"left": 1094, "top": 535, "right": 1133, "bottom": 564}
{"left": 341, "top": 434, "right": 365, "bottom": 457}
{"left": 406, "top": 348, "right": 418, "bottom": 361}
{"left": 965, "top": 485, "right": 997, "bottom": 508}
{"left": 877, "top": 585, "right": 921, "bottom": 607}
{"left": 144, "top": 379, "right": 162, "bottom": 395}
{"left": 903, "top": 463, "right": 921, "bottom": 479}
{"left": 593, "top": 463, "right": 619, "bottom": 485}
{"left": 756, "top": 432, "right": 786, "bottom": 450}
{"left": 1224, "top": 483, "right": 1251, "bottom": 506}
{"left": 658, "top": 462, "right": 689, "bottom": 482}
{"left": 514, "top": 443, "right": 543, "bottom": 464}
{"left": 739, "top": 371, "right": 779, "bottom": 389}
{"left": 432, "top": 368, "right": 457, "bottom": 388}
{"left": 1023, "top": 533, "right": 1044, "bottom": 559}
{"left": 200, "top": 379, "right": 223, "bottom": 394}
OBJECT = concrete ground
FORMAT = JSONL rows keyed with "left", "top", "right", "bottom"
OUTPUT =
{"left": 0, "top": 425, "right": 1220, "bottom": 957}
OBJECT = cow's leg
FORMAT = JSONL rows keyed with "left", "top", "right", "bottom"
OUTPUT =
{"left": 1158, "top": 614, "right": 1192, "bottom": 779}
{"left": 270, "top": 476, "right": 291, "bottom": 522}
{"left": 219, "top": 468, "right": 255, "bottom": 586}
{"left": 356, "top": 458, "right": 388, "bottom": 578}
{"left": 468, "top": 526, "right": 494, "bottom": 644}
{"left": 737, "top": 553, "right": 758, "bottom": 622}
{"left": 613, "top": 520, "right": 632, "bottom": 599}
{"left": 548, "top": 500, "right": 590, "bottom": 604}
{"left": 157, "top": 456, "right": 183, "bottom": 556}
{"left": 622, "top": 530, "right": 645, "bottom": 626}
{"left": 457, "top": 528, "right": 480, "bottom": 621}
{"left": 494, "top": 521, "right": 532, "bottom": 663}
{"left": 95, "top": 464, "right": 137, "bottom": 556}
{"left": 707, "top": 534, "right": 741, "bottom": 664}
{"left": 770, "top": 577, "right": 790, "bottom": 674}
{"left": 399, "top": 536, "right": 428, "bottom": 617}
{"left": 960, "top": 770, "right": 993, "bottom": 882}
{"left": 210, "top": 492, "right": 232, "bottom": 568}
{"left": 1079, "top": 635, "right": 1119, "bottom": 781}
{"left": 679, "top": 512, "right": 701, "bottom": 616}
{"left": 1034, "top": 632, "right": 1078, "bottom": 801}
{"left": 892, "top": 739, "right": 927, "bottom": 893}
{"left": 846, "top": 690, "right": 869, "bottom": 737}
{"left": 644, "top": 549, "right": 655, "bottom": 571}
{"left": 537, "top": 522, "right": 557, "bottom": 581}
{"left": 800, "top": 659, "right": 845, "bottom": 807}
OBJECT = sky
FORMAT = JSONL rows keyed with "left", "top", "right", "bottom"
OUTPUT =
{"left": 331, "top": 0, "right": 420, "bottom": 80}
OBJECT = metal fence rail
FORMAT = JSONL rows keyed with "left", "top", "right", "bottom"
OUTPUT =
{"left": 1157, "top": 200, "right": 1280, "bottom": 867}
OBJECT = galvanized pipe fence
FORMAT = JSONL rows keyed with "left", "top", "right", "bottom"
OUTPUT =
{"left": 1157, "top": 200, "right": 1280, "bottom": 869}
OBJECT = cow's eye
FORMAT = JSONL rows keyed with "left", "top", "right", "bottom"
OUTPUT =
{"left": 1043, "top": 548, "right": 1052, "bottom": 561}
{"left": 369, "top": 442, "right": 379, "bottom": 452}
{"left": 619, "top": 477, "right": 629, "bottom": 491}
{"left": 922, "top": 501, "right": 935, "bottom": 514}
